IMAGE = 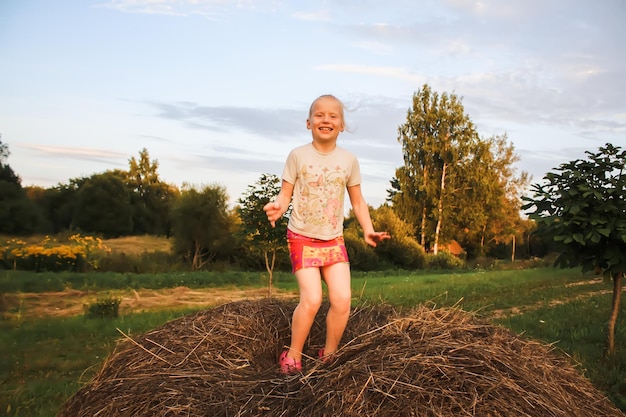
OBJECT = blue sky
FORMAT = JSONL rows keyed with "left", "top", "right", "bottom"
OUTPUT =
{"left": 1, "top": 0, "right": 624, "bottom": 208}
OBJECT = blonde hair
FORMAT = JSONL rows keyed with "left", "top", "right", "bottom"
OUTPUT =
{"left": 308, "top": 94, "right": 345, "bottom": 121}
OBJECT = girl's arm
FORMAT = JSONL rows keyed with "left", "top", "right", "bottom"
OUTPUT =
{"left": 264, "top": 180, "right": 294, "bottom": 227}
{"left": 347, "top": 184, "right": 390, "bottom": 247}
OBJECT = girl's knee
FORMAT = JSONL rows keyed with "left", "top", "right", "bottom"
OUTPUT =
{"left": 330, "top": 293, "right": 351, "bottom": 314}
{"left": 299, "top": 295, "right": 322, "bottom": 313}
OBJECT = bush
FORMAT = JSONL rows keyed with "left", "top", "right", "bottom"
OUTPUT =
{"left": 344, "top": 230, "right": 380, "bottom": 271}
{"left": 427, "top": 251, "right": 465, "bottom": 270}
{"left": 84, "top": 296, "right": 121, "bottom": 319}
{"left": 368, "top": 205, "right": 427, "bottom": 269}
{"left": 375, "top": 235, "right": 427, "bottom": 270}
{"left": 466, "top": 256, "right": 497, "bottom": 270}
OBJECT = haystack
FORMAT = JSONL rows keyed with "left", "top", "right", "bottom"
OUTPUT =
{"left": 58, "top": 299, "right": 624, "bottom": 417}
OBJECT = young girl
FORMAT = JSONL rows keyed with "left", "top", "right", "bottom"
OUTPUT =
{"left": 264, "top": 94, "right": 390, "bottom": 374}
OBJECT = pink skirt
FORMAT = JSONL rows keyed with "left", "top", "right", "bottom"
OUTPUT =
{"left": 287, "top": 229, "right": 349, "bottom": 273}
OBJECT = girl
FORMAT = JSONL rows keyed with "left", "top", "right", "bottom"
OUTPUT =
{"left": 264, "top": 94, "right": 390, "bottom": 374}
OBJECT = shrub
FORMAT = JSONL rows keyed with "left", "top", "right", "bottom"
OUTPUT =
{"left": 84, "top": 296, "right": 121, "bottom": 319}
{"left": 344, "top": 230, "right": 380, "bottom": 271}
{"left": 369, "top": 205, "right": 427, "bottom": 269}
{"left": 427, "top": 251, "right": 465, "bottom": 270}
{"left": 466, "top": 256, "right": 497, "bottom": 270}
{"left": 375, "top": 235, "right": 427, "bottom": 270}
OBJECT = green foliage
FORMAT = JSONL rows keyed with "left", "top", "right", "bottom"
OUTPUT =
{"left": 124, "top": 148, "right": 178, "bottom": 236}
{"left": 522, "top": 143, "right": 626, "bottom": 276}
{"left": 237, "top": 174, "right": 288, "bottom": 249}
{"left": 237, "top": 174, "right": 292, "bottom": 293}
{"left": 0, "top": 182, "right": 46, "bottom": 235}
{"left": 84, "top": 296, "right": 121, "bottom": 318}
{"left": 496, "top": 295, "right": 626, "bottom": 410}
{"left": 0, "top": 270, "right": 268, "bottom": 293}
{"left": 0, "top": 234, "right": 111, "bottom": 273}
{"left": 343, "top": 228, "right": 380, "bottom": 271}
{"left": 370, "top": 206, "right": 427, "bottom": 269}
{"left": 427, "top": 250, "right": 465, "bottom": 269}
{"left": 390, "top": 86, "right": 528, "bottom": 258}
{"left": 1, "top": 308, "right": 198, "bottom": 417}
{"left": 391, "top": 84, "right": 478, "bottom": 249}
{"left": 39, "top": 182, "right": 81, "bottom": 234}
{"left": 171, "top": 184, "right": 234, "bottom": 270}
{"left": 72, "top": 173, "right": 134, "bottom": 237}
{"left": 0, "top": 139, "right": 48, "bottom": 235}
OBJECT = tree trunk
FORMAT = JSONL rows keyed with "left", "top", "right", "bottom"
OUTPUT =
{"left": 606, "top": 271, "right": 623, "bottom": 356}
{"left": 420, "top": 166, "right": 428, "bottom": 247}
{"left": 191, "top": 239, "right": 212, "bottom": 271}
{"left": 433, "top": 162, "right": 447, "bottom": 255}
{"left": 264, "top": 249, "right": 276, "bottom": 297}
{"left": 511, "top": 234, "right": 516, "bottom": 262}
{"left": 420, "top": 206, "right": 427, "bottom": 247}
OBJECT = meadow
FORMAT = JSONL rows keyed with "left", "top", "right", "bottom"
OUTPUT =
{"left": 0, "top": 267, "right": 624, "bottom": 416}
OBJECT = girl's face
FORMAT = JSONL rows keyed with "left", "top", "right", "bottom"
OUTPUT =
{"left": 307, "top": 96, "right": 345, "bottom": 144}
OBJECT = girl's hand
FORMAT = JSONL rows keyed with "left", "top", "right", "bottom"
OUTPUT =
{"left": 365, "top": 231, "right": 390, "bottom": 247}
{"left": 263, "top": 201, "right": 283, "bottom": 227}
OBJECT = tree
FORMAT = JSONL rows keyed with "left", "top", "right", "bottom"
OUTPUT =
{"left": 237, "top": 174, "right": 289, "bottom": 296}
{"left": 453, "top": 134, "right": 529, "bottom": 257}
{"left": 390, "top": 88, "right": 528, "bottom": 259}
{"left": 171, "top": 184, "right": 234, "bottom": 271}
{"left": 124, "top": 149, "right": 177, "bottom": 236}
{"left": 391, "top": 85, "right": 478, "bottom": 253}
{"left": 39, "top": 181, "right": 82, "bottom": 233}
{"left": 522, "top": 143, "right": 626, "bottom": 356}
{"left": 0, "top": 137, "right": 47, "bottom": 234}
{"left": 73, "top": 173, "right": 134, "bottom": 237}
{"left": 0, "top": 137, "right": 20, "bottom": 186}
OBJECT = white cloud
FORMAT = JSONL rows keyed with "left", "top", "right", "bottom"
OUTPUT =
{"left": 314, "top": 64, "right": 426, "bottom": 84}
{"left": 18, "top": 144, "right": 126, "bottom": 160}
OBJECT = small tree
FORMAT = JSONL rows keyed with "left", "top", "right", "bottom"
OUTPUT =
{"left": 171, "top": 184, "right": 233, "bottom": 270}
{"left": 237, "top": 174, "right": 289, "bottom": 296}
{"left": 522, "top": 143, "right": 626, "bottom": 355}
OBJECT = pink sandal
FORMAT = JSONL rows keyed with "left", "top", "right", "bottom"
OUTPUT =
{"left": 279, "top": 350, "right": 302, "bottom": 374}
{"left": 318, "top": 348, "right": 334, "bottom": 363}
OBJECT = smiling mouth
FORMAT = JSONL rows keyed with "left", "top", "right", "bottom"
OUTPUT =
{"left": 319, "top": 127, "right": 333, "bottom": 131}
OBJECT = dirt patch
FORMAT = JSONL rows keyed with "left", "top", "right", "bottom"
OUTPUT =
{"left": 489, "top": 278, "right": 623, "bottom": 320}
{"left": 1, "top": 287, "right": 298, "bottom": 320}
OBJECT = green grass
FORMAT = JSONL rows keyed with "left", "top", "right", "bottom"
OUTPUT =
{"left": 347, "top": 267, "right": 602, "bottom": 312}
{"left": 0, "top": 308, "right": 201, "bottom": 417}
{"left": 0, "top": 269, "right": 274, "bottom": 293}
{"left": 495, "top": 293, "right": 626, "bottom": 411}
{"left": 1, "top": 267, "right": 624, "bottom": 416}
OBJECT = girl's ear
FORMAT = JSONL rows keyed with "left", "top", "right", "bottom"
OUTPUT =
{"left": 306, "top": 118, "right": 311, "bottom": 130}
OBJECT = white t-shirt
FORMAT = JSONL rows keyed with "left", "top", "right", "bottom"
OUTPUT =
{"left": 282, "top": 142, "right": 362, "bottom": 240}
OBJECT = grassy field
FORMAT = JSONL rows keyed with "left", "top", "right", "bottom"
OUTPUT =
{"left": 1, "top": 267, "right": 624, "bottom": 416}
{"left": 103, "top": 235, "right": 173, "bottom": 255}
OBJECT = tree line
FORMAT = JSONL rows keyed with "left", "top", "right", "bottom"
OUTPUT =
{"left": 0, "top": 85, "right": 568, "bottom": 271}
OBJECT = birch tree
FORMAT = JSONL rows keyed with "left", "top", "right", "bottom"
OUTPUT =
{"left": 392, "top": 85, "right": 477, "bottom": 253}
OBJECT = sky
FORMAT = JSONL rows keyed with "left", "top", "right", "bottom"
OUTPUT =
{"left": 1, "top": 0, "right": 625, "bottom": 208}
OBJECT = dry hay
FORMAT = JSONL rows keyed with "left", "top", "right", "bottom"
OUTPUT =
{"left": 58, "top": 299, "right": 624, "bottom": 417}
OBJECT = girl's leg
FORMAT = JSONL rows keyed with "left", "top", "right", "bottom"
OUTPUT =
{"left": 286, "top": 267, "right": 323, "bottom": 361}
{"left": 321, "top": 262, "right": 351, "bottom": 355}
